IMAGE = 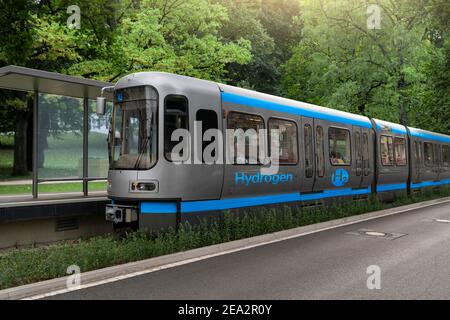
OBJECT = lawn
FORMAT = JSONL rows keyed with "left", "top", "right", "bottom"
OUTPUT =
{"left": 0, "top": 131, "right": 108, "bottom": 195}
{"left": 0, "top": 181, "right": 107, "bottom": 195}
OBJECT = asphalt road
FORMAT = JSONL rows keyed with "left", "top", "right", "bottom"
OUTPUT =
{"left": 47, "top": 201, "right": 450, "bottom": 300}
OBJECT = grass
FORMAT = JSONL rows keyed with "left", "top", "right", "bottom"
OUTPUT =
{"left": 0, "top": 186, "right": 449, "bottom": 290}
{"left": 0, "top": 134, "right": 14, "bottom": 147}
{"left": 0, "top": 181, "right": 107, "bottom": 195}
{"left": 0, "top": 131, "right": 108, "bottom": 194}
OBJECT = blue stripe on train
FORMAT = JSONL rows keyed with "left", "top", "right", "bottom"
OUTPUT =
{"left": 409, "top": 130, "right": 450, "bottom": 144}
{"left": 411, "top": 179, "right": 450, "bottom": 189}
{"left": 140, "top": 186, "right": 372, "bottom": 214}
{"left": 140, "top": 179, "right": 450, "bottom": 214}
{"left": 221, "top": 92, "right": 373, "bottom": 129}
{"left": 375, "top": 124, "right": 407, "bottom": 135}
{"left": 376, "top": 183, "right": 407, "bottom": 192}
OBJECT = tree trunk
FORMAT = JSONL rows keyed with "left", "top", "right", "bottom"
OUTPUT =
{"left": 37, "top": 108, "right": 49, "bottom": 168}
{"left": 12, "top": 113, "right": 28, "bottom": 176}
{"left": 12, "top": 95, "right": 33, "bottom": 176}
{"left": 26, "top": 109, "right": 33, "bottom": 171}
{"left": 397, "top": 76, "right": 408, "bottom": 126}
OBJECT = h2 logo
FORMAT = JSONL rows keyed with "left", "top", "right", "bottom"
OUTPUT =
{"left": 332, "top": 169, "right": 349, "bottom": 187}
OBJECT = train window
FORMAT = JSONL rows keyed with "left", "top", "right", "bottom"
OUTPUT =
{"left": 362, "top": 133, "right": 370, "bottom": 171}
{"left": 196, "top": 109, "right": 218, "bottom": 163}
{"left": 164, "top": 95, "right": 189, "bottom": 161}
{"left": 227, "top": 112, "right": 264, "bottom": 165}
{"left": 355, "top": 132, "right": 361, "bottom": 158}
{"left": 419, "top": 142, "right": 423, "bottom": 166}
{"left": 435, "top": 144, "right": 441, "bottom": 166}
{"left": 329, "top": 127, "right": 351, "bottom": 166}
{"left": 443, "top": 145, "right": 450, "bottom": 166}
{"left": 394, "top": 137, "right": 407, "bottom": 166}
{"left": 414, "top": 141, "right": 420, "bottom": 167}
{"left": 268, "top": 118, "right": 298, "bottom": 165}
{"left": 424, "top": 142, "right": 434, "bottom": 166}
{"left": 355, "top": 132, "right": 361, "bottom": 176}
{"left": 316, "top": 126, "right": 325, "bottom": 177}
{"left": 380, "top": 135, "right": 394, "bottom": 166}
{"left": 304, "top": 124, "right": 313, "bottom": 178}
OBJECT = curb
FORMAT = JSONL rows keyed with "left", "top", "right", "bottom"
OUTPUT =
{"left": 1, "top": 196, "right": 450, "bottom": 300}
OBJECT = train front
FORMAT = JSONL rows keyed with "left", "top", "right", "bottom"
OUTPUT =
{"left": 97, "top": 78, "right": 159, "bottom": 229}
{"left": 96, "top": 72, "right": 223, "bottom": 231}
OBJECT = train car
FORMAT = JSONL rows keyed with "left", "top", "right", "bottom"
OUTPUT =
{"left": 95, "top": 72, "right": 450, "bottom": 231}
{"left": 408, "top": 127, "right": 450, "bottom": 192}
{"left": 372, "top": 119, "right": 409, "bottom": 201}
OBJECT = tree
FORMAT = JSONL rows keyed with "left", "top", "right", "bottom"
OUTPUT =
{"left": 67, "top": 0, "right": 252, "bottom": 82}
{"left": 219, "top": 0, "right": 302, "bottom": 95}
{"left": 410, "top": 0, "right": 450, "bottom": 134}
{"left": 0, "top": 0, "right": 252, "bottom": 176}
{"left": 282, "top": 0, "right": 439, "bottom": 128}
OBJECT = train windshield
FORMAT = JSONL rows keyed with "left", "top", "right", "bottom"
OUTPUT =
{"left": 110, "top": 86, "right": 158, "bottom": 170}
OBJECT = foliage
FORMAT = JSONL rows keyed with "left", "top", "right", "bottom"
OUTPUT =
{"left": 1, "top": 0, "right": 448, "bottom": 134}
{"left": 64, "top": 0, "right": 252, "bottom": 82}
{"left": 282, "top": 0, "right": 449, "bottom": 132}
{"left": 219, "top": 0, "right": 302, "bottom": 94}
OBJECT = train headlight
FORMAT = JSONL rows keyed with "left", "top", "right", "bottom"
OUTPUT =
{"left": 130, "top": 181, "right": 158, "bottom": 193}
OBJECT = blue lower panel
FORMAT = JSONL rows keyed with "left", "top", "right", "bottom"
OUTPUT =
{"left": 140, "top": 186, "right": 372, "bottom": 214}
{"left": 140, "top": 202, "right": 177, "bottom": 214}
{"left": 411, "top": 179, "right": 450, "bottom": 189}
{"left": 376, "top": 183, "right": 407, "bottom": 192}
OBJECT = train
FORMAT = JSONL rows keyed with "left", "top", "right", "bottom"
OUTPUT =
{"left": 95, "top": 72, "right": 450, "bottom": 231}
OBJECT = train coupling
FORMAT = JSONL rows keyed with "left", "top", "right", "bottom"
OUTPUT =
{"left": 106, "top": 204, "right": 138, "bottom": 224}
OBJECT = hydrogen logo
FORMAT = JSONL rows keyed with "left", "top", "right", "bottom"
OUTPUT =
{"left": 332, "top": 169, "right": 349, "bottom": 187}
{"left": 235, "top": 172, "right": 293, "bottom": 186}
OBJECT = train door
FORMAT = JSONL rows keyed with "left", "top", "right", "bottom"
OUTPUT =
{"left": 300, "top": 117, "right": 315, "bottom": 193}
{"left": 351, "top": 126, "right": 372, "bottom": 189}
{"left": 422, "top": 140, "right": 436, "bottom": 182}
{"left": 436, "top": 144, "right": 442, "bottom": 181}
{"left": 361, "top": 128, "right": 372, "bottom": 187}
{"left": 442, "top": 144, "right": 450, "bottom": 182}
{"left": 312, "top": 119, "right": 328, "bottom": 192}
{"left": 194, "top": 108, "right": 223, "bottom": 195}
{"left": 353, "top": 126, "right": 364, "bottom": 188}
{"left": 412, "top": 139, "right": 423, "bottom": 183}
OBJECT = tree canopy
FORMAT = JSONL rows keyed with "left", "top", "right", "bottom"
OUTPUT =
{"left": 0, "top": 0, "right": 448, "bottom": 135}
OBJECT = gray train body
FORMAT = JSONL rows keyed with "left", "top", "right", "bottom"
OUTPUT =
{"left": 103, "top": 72, "right": 450, "bottom": 230}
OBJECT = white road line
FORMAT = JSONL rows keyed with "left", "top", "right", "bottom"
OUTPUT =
{"left": 24, "top": 198, "right": 450, "bottom": 300}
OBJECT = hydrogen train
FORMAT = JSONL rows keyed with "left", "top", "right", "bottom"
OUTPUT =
{"left": 96, "top": 72, "right": 450, "bottom": 230}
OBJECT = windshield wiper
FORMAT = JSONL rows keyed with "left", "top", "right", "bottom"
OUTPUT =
{"left": 134, "top": 135, "right": 150, "bottom": 170}
{"left": 133, "top": 112, "right": 153, "bottom": 170}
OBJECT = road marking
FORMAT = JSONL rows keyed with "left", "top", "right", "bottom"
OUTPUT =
{"left": 365, "top": 231, "right": 386, "bottom": 237}
{"left": 346, "top": 229, "right": 407, "bottom": 240}
{"left": 434, "top": 219, "right": 450, "bottom": 223}
{"left": 23, "top": 197, "right": 450, "bottom": 300}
